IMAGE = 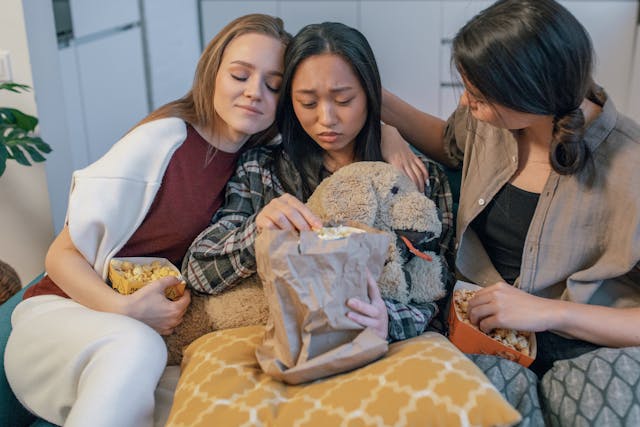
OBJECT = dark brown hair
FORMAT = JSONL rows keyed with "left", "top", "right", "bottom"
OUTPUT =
{"left": 453, "top": 0, "right": 594, "bottom": 174}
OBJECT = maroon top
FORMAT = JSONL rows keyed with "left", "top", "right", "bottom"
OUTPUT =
{"left": 25, "top": 124, "right": 240, "bottom": 299}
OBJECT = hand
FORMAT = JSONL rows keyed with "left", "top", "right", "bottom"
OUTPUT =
{"left": 256, "top": 193, "right": 322, "bottom": 232}
{"left": 125, "top": 276, "right": 191, "bottom": 335}
{"left": 381, "top": 124, "right": 428, "bottom": 192}
{"left": 467, "top": 281, "right": 554, "bottom": 333}
{"left": 346, "top": 270, "right": 389, "bottom": 339}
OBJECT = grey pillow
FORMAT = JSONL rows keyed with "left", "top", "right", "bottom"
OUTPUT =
{"left": 540, "top": 347, "right": 640, "bottom": 426}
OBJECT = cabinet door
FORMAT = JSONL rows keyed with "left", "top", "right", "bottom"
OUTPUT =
{"left": 361, "top": 1, "right": 441, "bottom": 117}
{"left": 69, "top": 0, "right": 139, "bottom": 38}
{"left": 279, "top": 1, "right": 358, "bottom": 35}
{"left": 58, "top": 45, "right": 90, "bottom": 170}
{"left": 143, "top": 0, "right": 201, "bottom": 109}
{"left": 559, "top": 1, "right": 638, "bottom": 114}
{"left": 75, "top": 27, "right": 149, "bottom": 163}
{"left": 200, "top": 1, "right": 278, "bottom": 45}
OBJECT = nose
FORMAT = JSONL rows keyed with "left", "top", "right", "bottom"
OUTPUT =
{"left": 318, "top": 101, "right": 337, "bottom": 127}
{"left": 244, "top": 76, "right": 262, "bottom": 100}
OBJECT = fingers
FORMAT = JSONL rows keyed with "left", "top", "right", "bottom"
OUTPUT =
{"left": 347, "top": 308, "right": 380, "bottom": 329}
{"left": 413, "top": 158, "right": 429, "bottom": 189}
{"left": 172, "top": 289, "right": 191, "bottom": 314}
{"left": 256, "top": 194, "right": 322, "bottom": 231}
{"left": 347, "top": 297, "right": 380, "bottom": 319}
{"left": 467, "top": 300, "right": 494, "bottom": 326}
{"left": 366, "top": 269, "right": 382, "bottom": 303}
{"left": 148, "top": 275, "right": 182, "bottom": 291}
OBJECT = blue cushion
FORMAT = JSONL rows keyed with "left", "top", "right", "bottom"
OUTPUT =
{"left": 0, "top": 274, "right": 56, "bottom": 427}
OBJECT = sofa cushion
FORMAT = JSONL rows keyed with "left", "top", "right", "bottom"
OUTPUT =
{"left": 540, "top": 346, "right": 640, "bottom": 426}
{"left": 167, "top": 325, "right": 521, "bottom": 426}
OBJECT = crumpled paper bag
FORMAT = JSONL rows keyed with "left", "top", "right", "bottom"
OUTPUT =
{"left": 255, "top": 226, "right": 391, "bottom": 384}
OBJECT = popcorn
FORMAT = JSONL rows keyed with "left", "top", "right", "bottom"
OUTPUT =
{"left": 109, "top": 257, "right": 186, "bottom": 300}
{"left": 453, "top": 289, "right": 531, "bottom": 356}
{"left": 315, "top": 225, "right": 365, "bottom": 240}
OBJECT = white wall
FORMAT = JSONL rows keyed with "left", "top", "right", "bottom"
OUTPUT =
{"left": 0, "top": 0, "right": 55, "bottom": 285}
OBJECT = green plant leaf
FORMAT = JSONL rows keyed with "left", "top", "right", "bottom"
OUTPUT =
{"left": 7, "top": 145, "right": 31, "bottom": 166}
{"left": 23, "top": 144, "right": 46, "bottom": 162}
{"left": 0, "top": 158, "right": 6, "bottom": 177}
{"left": 30, "top": 136, "right": 52, "bottom": 153}
{"left": 0, "top": 144, "right": 7, "bottom": 163}
{"left": 0, "top": 107, "right": 38, "bottom": 131}
{"left": 0, "top": 82, "right": 31, "bottom": 94}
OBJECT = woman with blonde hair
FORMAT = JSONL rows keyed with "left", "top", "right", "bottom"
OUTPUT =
{"left": 4, "top": 14, "right": 291, "bottom": 427}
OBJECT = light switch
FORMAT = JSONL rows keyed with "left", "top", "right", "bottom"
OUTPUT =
{"left": 0, "top": 50, "right": 12, "bottom": 82}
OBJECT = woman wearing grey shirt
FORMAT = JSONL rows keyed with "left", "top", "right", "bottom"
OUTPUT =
{"left": 383, "top": 0, "right": 640, "bottom": 424}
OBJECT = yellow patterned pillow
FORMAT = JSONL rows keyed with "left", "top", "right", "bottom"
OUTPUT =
{"left": 167, "top": 326, "right": 521, "bottom": 427}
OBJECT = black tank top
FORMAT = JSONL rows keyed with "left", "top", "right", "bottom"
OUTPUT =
{"left": 470, "top": 182, "right": 539, "bottom": 284}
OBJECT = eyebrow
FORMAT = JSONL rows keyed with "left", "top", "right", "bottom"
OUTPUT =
{"left": 294, "top": 86, "right": 354, "bottom": 95}
{"left": 230, "top": 60, "right": 283, "bottom": 77}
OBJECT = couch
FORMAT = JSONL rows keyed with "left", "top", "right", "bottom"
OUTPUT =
{"left": 0, "top": 166, "right": 462, "bottom": 427}
{"left": 0, "top": 275, "right": 54, "bottom": 427}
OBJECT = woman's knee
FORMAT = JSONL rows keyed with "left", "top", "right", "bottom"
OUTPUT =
{"left": 107, "top": 322, "right": 168, "bottom": 372}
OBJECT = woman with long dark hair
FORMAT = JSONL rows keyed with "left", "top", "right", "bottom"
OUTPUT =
{"left": 383, "top": 0, "right": 640, "bottom": 422}
{"left": 183, "top": 21, "right": 454, "bottom": 341}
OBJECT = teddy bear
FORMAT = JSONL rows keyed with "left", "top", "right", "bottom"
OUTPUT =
{"left": 165, "top": 161, "right": 446, "bottom": 365}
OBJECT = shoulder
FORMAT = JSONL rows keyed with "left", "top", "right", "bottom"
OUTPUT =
{"left": 76, "top": 118, "right": 187, "bottom": 181}
{"left": 237, "top": 137, "right": 284, "bottom": 170}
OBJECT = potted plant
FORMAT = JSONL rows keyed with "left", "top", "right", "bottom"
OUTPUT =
{"left": 0, "top": 81, "right": 52, "bottom": 303}
{"left": 0, "top": 82, "right": 52, "bottom": 176}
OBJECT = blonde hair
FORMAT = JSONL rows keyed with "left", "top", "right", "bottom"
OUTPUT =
{"left": 136, "top": 14, "right": 291, "bottom": 148}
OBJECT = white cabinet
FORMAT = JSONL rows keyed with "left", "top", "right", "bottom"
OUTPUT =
{"left": 199, "top": 0, "right": 639, "bottom": 118}
{"left": 360, "top": 1, "right": 441, "bottom": 117}
{"left": 200, "top": 1, "right": 278, "bottom": 44}
{"left": 69, "top": 0, "right": 139, "bottom": 38}
{"left": 143, "top": 0, "right": 201, "bottom": 109}
{"left": 56, "top": 0, "right": 150, "bottom": 171}
{"left": 279, "top": 1, "right": 358, "bottom": 35}
{"left": 73, "top": 27, "right": 149, "bottom": 163}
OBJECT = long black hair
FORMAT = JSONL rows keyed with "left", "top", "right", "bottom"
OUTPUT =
{"left": 453, "top": 0, "right": 594, "bottom": 175}
{"left": 276, "top": 22, "right": 383, "bottom": 200}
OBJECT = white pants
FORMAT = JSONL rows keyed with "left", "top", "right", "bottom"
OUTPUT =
{"left": 5, "top": 295, "right": 172, "bottom": 427}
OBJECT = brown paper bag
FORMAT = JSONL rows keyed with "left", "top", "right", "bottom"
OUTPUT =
{"left": 255, "top": 226, "right": 391, "bottom": 384}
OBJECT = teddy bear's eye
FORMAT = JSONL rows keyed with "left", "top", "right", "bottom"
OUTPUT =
{"left": 390, "top": 186, "right": 399, "bottom": 195}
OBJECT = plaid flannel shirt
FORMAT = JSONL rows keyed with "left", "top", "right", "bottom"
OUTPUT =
{"left": 182, "top": 143, "right": 454, "bottom": 342}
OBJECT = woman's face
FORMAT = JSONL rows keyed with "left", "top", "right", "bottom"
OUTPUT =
{"left": 214, "top": 32, "right": 285, "bottom": 145}
{"left": 291, "top": 53, "right": 367, "bottom": 158}
{"left": 460, "top": 78, "right": 542, "bottom": 130}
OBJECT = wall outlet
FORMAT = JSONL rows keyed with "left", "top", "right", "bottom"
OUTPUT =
{"left": 0, "top": 50, "right": 12, "bottom": 82}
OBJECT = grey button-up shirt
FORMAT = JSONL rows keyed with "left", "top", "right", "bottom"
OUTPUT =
{"left": 443, "top": 89, "right": 640, "bottom": 308}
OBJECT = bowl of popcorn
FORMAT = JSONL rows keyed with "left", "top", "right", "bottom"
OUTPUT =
{"left": 109, "top": 257, "right": 186, "bottom": 301}
{"left": 447, "top": 281, "right": 536, "bottom": 367}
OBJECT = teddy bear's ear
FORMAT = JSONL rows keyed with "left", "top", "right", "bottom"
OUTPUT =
{"left": 310, "top": 175, "right": 378, "bottom": 226}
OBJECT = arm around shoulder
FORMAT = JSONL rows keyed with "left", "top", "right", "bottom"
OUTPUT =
{"left": 381, "top": 89, "right": 454, "bottom": 167}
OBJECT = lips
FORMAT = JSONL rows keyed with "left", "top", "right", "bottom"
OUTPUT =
{"left": 317, "top": 131, "right": 340, "bottom": 143}
{"left": 237, "top": 104, "right": 262, "bottom": 115}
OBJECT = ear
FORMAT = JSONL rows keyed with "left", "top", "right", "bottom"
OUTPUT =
{"left": 315, "top": 175, "right": 378, "bottom": 225}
